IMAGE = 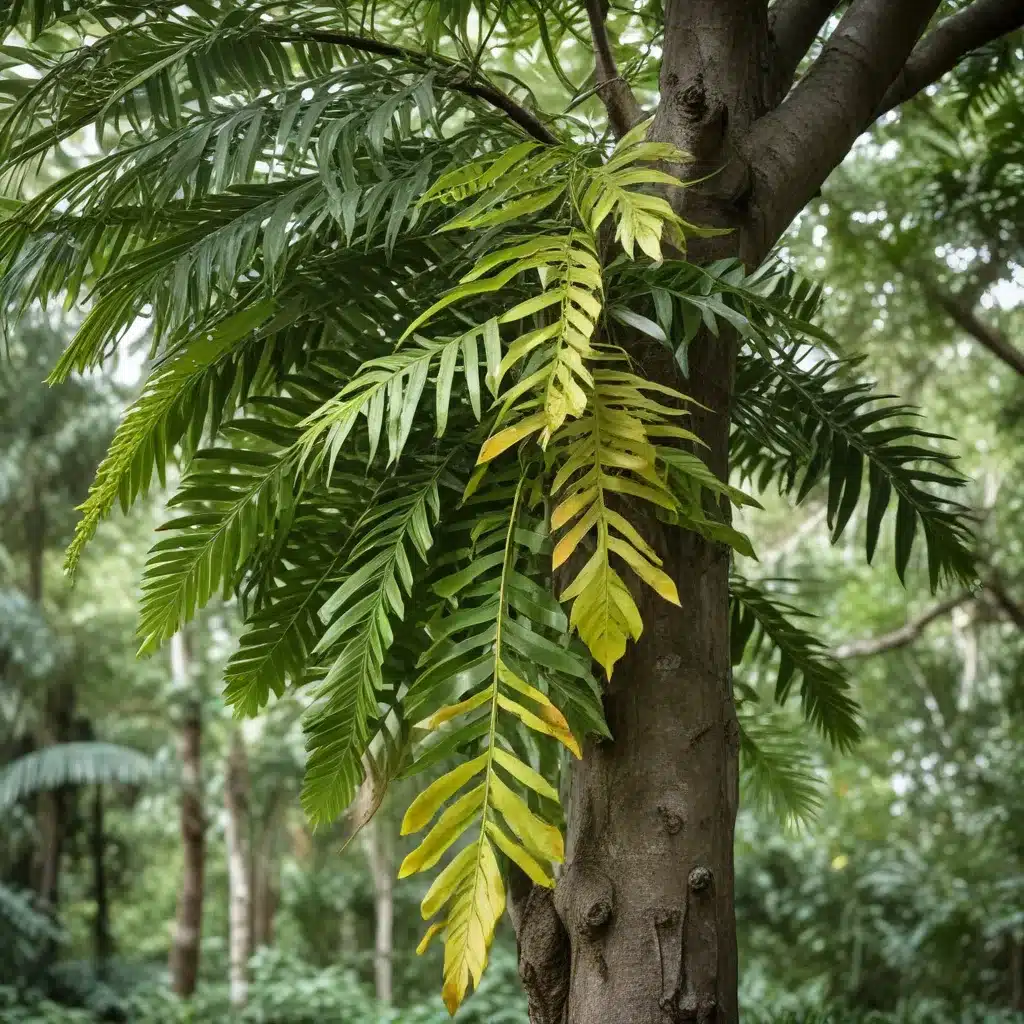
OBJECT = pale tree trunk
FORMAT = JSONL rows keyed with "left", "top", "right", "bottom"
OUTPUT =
{"left": 508, "top": 2, "right": 1024, "bottom": 1021}
{"left": 169, "top": 633, "right": 205, "bottom": 998}
{"left": 362, "top": 814, "right": 394, "bottom": 1006}
{"left": 224, "top": 727, "right": 252, "bottom": 1009}
{"left": 251, "top": 805, "right": 281, "bottom": 950}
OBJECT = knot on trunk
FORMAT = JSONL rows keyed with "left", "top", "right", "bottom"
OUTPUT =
{"left": 509, "top": 876, "right": 570, "bottom": 1024}
{"left": 688, "top": 866, "right": 712, "bottom": 892}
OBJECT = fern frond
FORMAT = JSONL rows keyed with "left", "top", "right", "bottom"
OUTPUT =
{"left": 300, "top": 459, "right": 454, "bottom": 826}
{"left": 733, "top": 341, "right": 974, "bottom": 588}
{"left": 64, "top": 298, "right": 276, "bottom": 574}
{"left": 547, "top": 356, "right": 694, "bottom": 676}
{"left": 729, "top": 575, "right": 862, "bottom": 751}
{"left": 738, "top": 708, "right": 823, "bottom": 828}
{"left": 398, "top": 467, "right": 598, "bottom": 1013}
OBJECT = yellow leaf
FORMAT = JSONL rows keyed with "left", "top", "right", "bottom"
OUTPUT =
{"left": 442, "top": 837, "right": 505, "bottom": 1014}
{"left": 551, "top": 485, "right": 597, "bottom": 530}
{"left": 421, "top": 843, "right": 477, "bottom": 919}
{"left": 496, "top": 692, "right": 581, "bottom": 758}
{"left": 399, "top": 784, "right": 484, "bottom": 877}
{"left": 485, "top": 820, "right": 554, "bottom": 888}
{"left": 493, "top": 747, "right": 559, "bottom": 801}
{"left": 416, "top": 920, "right": 447, "bottom": 955}
{"left": 489, "top": 773, "right": 564, "bottom": 862}
{"left": 608, "top": 536, "right": 680, "bottom": 605}
{"left": 401, "top": 753, "right": 489, "bottom": 835}
{"left": 422, "top": 687, "right": 493, "bottom": 729}
{"left": 551, "top": 504, "right": 599, "bottom": 569}
{"left": 477, "top": 412, "right": 547, "bottom": 464}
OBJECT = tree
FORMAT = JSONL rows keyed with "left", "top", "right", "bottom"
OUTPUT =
{"left": 168, "top": 630, "right": 205, "bottom": 999}
{"left": 2, "top": 3, "right": 1021, "bottom": 1020}
{"left": 224, "top": 725, "right": 252, "bottom": 1008}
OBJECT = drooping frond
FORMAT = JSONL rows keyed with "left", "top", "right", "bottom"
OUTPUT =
{"left": 738, "top": 707, "right": 823, "bottom": 828}
{"left": 0, "top": 743, "right": 156, "bottom": 809}
{"left": 547, "top": 355, "right": 692, "bottom": 677}
{"left": 301, "top": 458, "right": 457, "bottom": 827}
{"left": 610, "top": 256, "right": 975, "bottom": 590}
{"left": 397, "top": 468, "right": 600, "bottom": 1013}
{"left": 730, "top": 575, "right": 862, "bottom": 751}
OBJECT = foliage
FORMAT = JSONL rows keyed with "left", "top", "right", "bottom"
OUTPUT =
{"left": 0, "top": 0, "right": 983, "bottom": 1012}
{"left": 0, "top": 742, "right": 156, "bottom": 809}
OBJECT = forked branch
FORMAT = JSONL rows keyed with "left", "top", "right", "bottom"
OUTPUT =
{"left": 879, "top": 0, "right": 1024, "bottom": 113}
{"left": 584, "top": 0, "right": 644, "bottom": 138}
{"left": 769, "top": 0, "right": 842, "bottom": 93}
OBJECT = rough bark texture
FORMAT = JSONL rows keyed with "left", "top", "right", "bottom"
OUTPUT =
{"left": 169, "top": 632, "right": 205, "bottom": 1000}
{"left": 225, "top": 728, "right": 252, "bottom": 1009}
{"left": 510, "top": 1, "right": 1024, "bottom": 1021}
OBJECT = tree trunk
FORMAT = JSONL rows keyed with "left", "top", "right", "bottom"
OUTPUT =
{"left": 91, "top": 784, "right": 112, "bottom": 977}
{"left": 224, "top": 728, "right": 252, "bottom": 1009}
{"left": 251, "top": 810, "right": 280, "bottom": 950}
{"left": 26, "top": 479, "right": 67, "bottom": 911}
{"left": 169, "top": 633, "right": 205, "bottom": 999}
{"left": 363, "top": 815, "right": 394, "bottom": 1006}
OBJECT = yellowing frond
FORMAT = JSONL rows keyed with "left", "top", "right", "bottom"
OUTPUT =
{"left": 550, "top": 359, "right": 694, "bottom": 677}
{"left": 398, "top": 474, "right": 585, "bottom": 1014}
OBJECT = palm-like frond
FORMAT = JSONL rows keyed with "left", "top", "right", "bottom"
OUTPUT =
{"left": 738, "top": 708, "right": 823, "bottom": 828}
{"left": 730, "top": 575, "right": 862, "bottom": 751}
{"left": 0, "top": 742, "right": 156, "bottom": 809}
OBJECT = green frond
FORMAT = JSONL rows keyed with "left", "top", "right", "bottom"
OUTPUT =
{"left": 300, "top": 459, "right": 454, "bottom": 827}
{"left": 0, "top": 742, "right": 155, "bottom": 810}
{"left": 733, "top": 341, "right": 975, "bottom": 589}
{"left": 729, "top": 575, "right": 862, "bottom": 751}
{"left": 137, "top": 434, "right": 299, "bottom": 654}
{"left": 738, "top": 708, "right": 823, "bottom": 828}
{"left": 64, "top": 298, "right": 276, "bottom": 574}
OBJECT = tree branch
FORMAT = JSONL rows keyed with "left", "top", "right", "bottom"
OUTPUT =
{"left": 769, "top": 0, "right": 842, "bottom": 93}
{"left": 832, "top": 592, "right": 972, "bottom": 659}
{"left": 878, "top": 0, "right": 1024, "bottom": 113}
{"left": 986, "top": 573, "right": 1024, "bottom": 630}
{"left": 747, "top": 0, "right": 942, "bottom": 246}
{"left": 915, "top": 273, "right": 1024, "bottom": 378}
{"left": 584, "top": 0, "right": 645, "bottom": 137}
{"left": 275, "top": 30, "right": 560, "bottom": 145}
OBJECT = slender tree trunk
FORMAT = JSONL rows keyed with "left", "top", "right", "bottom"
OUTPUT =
{"left": 91, "top": 784, "right": 112, "bottom": 977}
{"left": 251, "top": 810, "right": 280, "bottom": 950}
{"left": 169, "top": 634, "right": 205, "bottom": 998}
{"left": 224, "top": 728, "right": 252, "bottom": 1009}
{"left": 363, "top": 815, "right": 394, "bottom": 1006}
{"left": 26, "top": 480, "right": 67, "bottom": 911}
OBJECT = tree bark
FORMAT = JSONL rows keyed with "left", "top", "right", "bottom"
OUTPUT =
{"left": 169, "top": 633, "right": 205, "bottom": 999}
{"left": 224, "top": 727, "right": 252, "bottom": 1009}
{"left": 362, "top": 814, "right": 394, "bottom": 1006}
{"left": 511, "top": 1, "right": 1024, "bottom": 1020}
{"left": 91, "top": 784, "right": 112, "bottom": 977}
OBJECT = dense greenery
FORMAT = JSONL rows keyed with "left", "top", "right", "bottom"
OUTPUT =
{"left": 1, "top": 1, "right": 1022, "bottom": 1022}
